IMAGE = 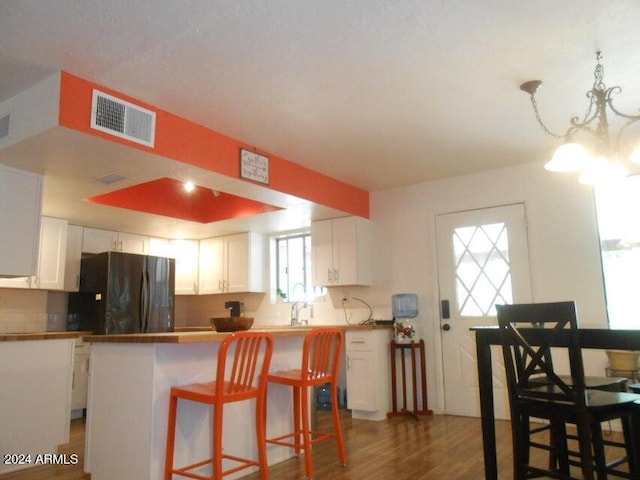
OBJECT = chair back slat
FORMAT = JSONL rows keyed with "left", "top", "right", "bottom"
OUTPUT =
{"left": 216, "top": 332, "right": 273, "bottom": 396}
{"left": 302, "top": 328, "right": 343, "bottom": 382}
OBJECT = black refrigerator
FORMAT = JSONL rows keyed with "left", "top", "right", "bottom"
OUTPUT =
{"left": 67, "top": 251, "right": 175, "bottom": 334}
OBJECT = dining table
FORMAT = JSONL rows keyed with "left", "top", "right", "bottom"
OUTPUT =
{"left": 473, "top": 326, "right": 640, "bottom": 480}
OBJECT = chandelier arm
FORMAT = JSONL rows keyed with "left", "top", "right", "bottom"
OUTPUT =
{"left": 606, "top": 88, "right": 640, "bottom": 121}
{"left": 616, "top": 117, "right": 640, "bottom": 153}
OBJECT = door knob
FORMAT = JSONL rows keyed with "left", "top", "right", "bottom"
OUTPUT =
{"left": 442, "top": 323, "right": 451, "bottom": 331}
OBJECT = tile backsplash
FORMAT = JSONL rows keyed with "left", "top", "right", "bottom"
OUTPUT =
{"left": 0, "top": 289, "right": 66, "bottom": 333}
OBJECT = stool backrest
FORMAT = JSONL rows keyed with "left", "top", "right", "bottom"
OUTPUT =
{"left": 216, "top": 331, "right": 274, "bottom": 398}
{"left": 302, "top": 328, "right": 343, "bottom": 382}
{"left": 496, "top": 301, "right": 587, "bottom": 407}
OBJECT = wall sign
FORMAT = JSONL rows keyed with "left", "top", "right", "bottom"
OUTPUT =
{"left": 240, "top": 148, "right": 270, "bottom": 185}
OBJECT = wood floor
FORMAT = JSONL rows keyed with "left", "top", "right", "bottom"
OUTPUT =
{"left": 0, "top": 413, "right": 629, "bottom": 480}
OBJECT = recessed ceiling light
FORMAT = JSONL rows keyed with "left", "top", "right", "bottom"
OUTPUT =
{"left": 183, "top": 181, "right": 195, "bottom": 192}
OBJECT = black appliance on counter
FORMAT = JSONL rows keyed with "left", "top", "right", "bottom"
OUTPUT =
{"left": 68, "top": 251, "right": 175, "bottom": 334}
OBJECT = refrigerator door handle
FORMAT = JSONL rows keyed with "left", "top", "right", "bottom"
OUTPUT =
{"left": 144, "top": 269, "right": 150, "bottom": 332}
{"left": 140, "top": 270, "right": 149, "bottom": 333}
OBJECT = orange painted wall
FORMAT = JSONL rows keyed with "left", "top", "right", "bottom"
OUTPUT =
{"left": 58, "top": 71, "right": 369, "bottom": 218}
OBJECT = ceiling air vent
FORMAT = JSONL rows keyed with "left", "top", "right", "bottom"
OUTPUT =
{"left": 90, "top": 90, "right": 156, "bottom": 147}
{"left": 0, "top": 113, "right": 10, "bottom": 140}
{"left": 91, "top": 173, "right": 128, "bottom": 185}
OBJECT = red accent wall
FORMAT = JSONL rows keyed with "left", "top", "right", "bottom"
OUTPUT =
{"left": 58, "top": 71, "right": 369, "bottom": 218}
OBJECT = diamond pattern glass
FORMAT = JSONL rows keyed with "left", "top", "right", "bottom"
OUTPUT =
{"left": 453, "top": 222, "right": 512, "bottom": 316}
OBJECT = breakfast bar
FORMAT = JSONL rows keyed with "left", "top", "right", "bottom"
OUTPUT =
{"left": 83, "top": 325, "right": 386, "bottom": 480}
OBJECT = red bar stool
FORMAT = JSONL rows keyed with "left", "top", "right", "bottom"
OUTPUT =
{"left": 165, "top": 331, "right": 274, "bottom": 480}
{"left": 266, "top": 327, "right": 346, "bottom": 480}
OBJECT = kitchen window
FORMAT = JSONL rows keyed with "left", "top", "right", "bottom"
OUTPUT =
{"left": 595, "top": 175, "right": 640, "bottom": 329}
{"left": 275, "top": 233, "right": 314, "bottom": 302}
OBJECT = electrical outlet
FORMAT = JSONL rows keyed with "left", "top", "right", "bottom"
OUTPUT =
{"left": 342, "top": 292, "right": 351, "bottom": 302}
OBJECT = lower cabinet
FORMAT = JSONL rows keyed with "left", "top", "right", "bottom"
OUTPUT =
{"left": 71, "top": 339, "right": 90, "bottom": 414}
{"left": 345, "top": 329, "right": 391, "bottom": 420}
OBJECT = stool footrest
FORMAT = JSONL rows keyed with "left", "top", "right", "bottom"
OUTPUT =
{"left": 170, "top": 453, "right": 260, "bottom": 480}
{"left": 267, "top": 430, "right": 336, "bottom": 449}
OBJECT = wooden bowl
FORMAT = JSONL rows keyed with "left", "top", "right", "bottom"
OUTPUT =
{"left": 210, "top": 317, "right": 254, "bottom": 332}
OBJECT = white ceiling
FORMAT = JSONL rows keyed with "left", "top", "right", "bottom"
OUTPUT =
{"left": 1, "top": 0, "right": 640, "bottom": 238}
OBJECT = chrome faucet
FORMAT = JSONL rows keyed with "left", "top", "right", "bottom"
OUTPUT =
{"left": 290, "top": 283, "right": 309, "bottom": 326}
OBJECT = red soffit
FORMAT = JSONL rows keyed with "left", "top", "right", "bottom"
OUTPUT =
{"left": 86, "top": 177, "right": 283, "bottom": 223}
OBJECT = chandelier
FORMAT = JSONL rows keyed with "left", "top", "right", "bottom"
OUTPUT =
{"left": 520, "top": 51, "right": 640, "bottom": 185}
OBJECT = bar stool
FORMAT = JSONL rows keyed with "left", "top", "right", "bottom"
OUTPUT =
{"left": 266, "top": 327, "right": 346, "bottom": 480}
{"left": 165, "top": 331, "right": 274, "bottom": 480}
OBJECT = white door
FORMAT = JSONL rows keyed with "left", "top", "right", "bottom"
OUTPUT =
{"left": 436, "top": 203, "right": 532, "bottom": 419}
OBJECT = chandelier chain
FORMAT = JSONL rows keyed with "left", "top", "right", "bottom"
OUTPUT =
{"left": 529, "top": 94, "right": 563, "bottom": 139}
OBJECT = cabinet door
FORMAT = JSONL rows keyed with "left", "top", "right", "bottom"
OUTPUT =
{"left": 71, "top": 342, "right": 90, "bottom": 411}
{"left": 346, "top": 349, "right": 376, "bottom": 411}
{"left": 0, "top": 165, "right": 42, "bottom": 277}
{"left": 34, "top": 217, "right": 68, "bottom": 290}
{"left": 170, "top": 239, "right": 199, "bottom": 295}
{"left": 82, "top": 228, "right": 117, "bottom": 253}
{"left": 63, "top": 225, "right": 83, "bottom": 292}
{"left": 118, "top": 232, "right": 148, "bottom": 255}
{"left": 332, "top": 216, "right": 371, "bottom": 286}
{"left": 311, "top": 219, "right": 334, "bottom": 286}
{"left": 198, "top": 237, "right": 225, "bottom": 294}
{"left": 0, "top": 216, "right": 67, "bottom": 290}
{"left": 148, "top": 237, "right": 173, "bottom": 258}
{"left": 225, "top": 233, "right": 250, "bottom": 293}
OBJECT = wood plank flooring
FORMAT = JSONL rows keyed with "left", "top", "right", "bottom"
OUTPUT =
{"left": 0, "top": 413, "right": 629, "bottom": 480}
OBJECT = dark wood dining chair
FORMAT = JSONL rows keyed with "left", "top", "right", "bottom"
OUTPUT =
{"left": 497, "top": 301, "right": 640, "bottom": 480}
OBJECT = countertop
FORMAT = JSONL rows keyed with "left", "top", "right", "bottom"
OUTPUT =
{"left": 0, "top": 331, "right": 92, "bottom": 342}
{"left": 85, "top": 324, "right": 391, "bottom": 344}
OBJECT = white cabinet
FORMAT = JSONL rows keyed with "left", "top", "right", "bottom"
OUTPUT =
{"left": 198, "top": 232, "right": 265, "bottom": 294}
{"left": 148, "top": 237, "right": 173, "bottom": 258}
{"left": 170, "top": 239, "right": 199, "bottom": 295}
{"left": 345, "top": 329, "right": 391, "bottom": 421}
{"left": 118, "top": 232, "right": 149, "bottom": 254}
{"left": 198, "top": 236, "right": 224, "bottom": 294}
{"left": 63, "top": 225, "right": 83, "bottom": 292}
{"left": 71, "top": 338, "right": 90, "bottom": 412}
{"left": 33, "top": 216, "right": 68, "bottom": 290}
{"left": 82, "top": 227, "right": 148, "bottom": 254}
{"left": 311, "top": 216, "right": 371, "bottom": 287}
{"left": 0, "top": 216, "right": 68, "bottom": 290}
{"left": 0, "top": 165, "right": 42, "bottom": 277}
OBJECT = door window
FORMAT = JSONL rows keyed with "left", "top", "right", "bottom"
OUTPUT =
{"left": 453, "top": 222, "right": 513, "bottom": 316}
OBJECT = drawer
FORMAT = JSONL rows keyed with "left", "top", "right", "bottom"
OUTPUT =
{"left": 74, "top": 338, "right": 90, "bottom": 355}
{"left": 345, "top": 332, "right": 374, "bottom": 350}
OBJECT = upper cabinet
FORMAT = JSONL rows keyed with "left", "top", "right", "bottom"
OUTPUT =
{"left": 63, "top": 225, "right": 83, "bottom": 292}
{"left": 199, "top": 232, "right": 265, "bottom": 294}
{"left": 0, "top": 216, "right": 68, "bottom": 290}
{"left": 0, "top": 165, "right": 42, "bottom": 277}
{"left": 34, "top": 217, "right": 68, "bottom": 290}
{"left": 311, "top": 216, "right": 372, "bottom": 287}
{"left": 170, "top": 239, "right": 199, "bottom": 295}
{"left": 82, "top": 227, "right": 149, "bottom": 255}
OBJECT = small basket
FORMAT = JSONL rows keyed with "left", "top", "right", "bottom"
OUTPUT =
{"left": 605, "top": 350, "right": 640, "bottom": 371}
{"left": 210, "top": 317, "right": 254, "bottom": 332}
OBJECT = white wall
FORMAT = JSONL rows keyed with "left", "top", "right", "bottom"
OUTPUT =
{"left": 369, "top": 160, "right": 608, "bottom": 410}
